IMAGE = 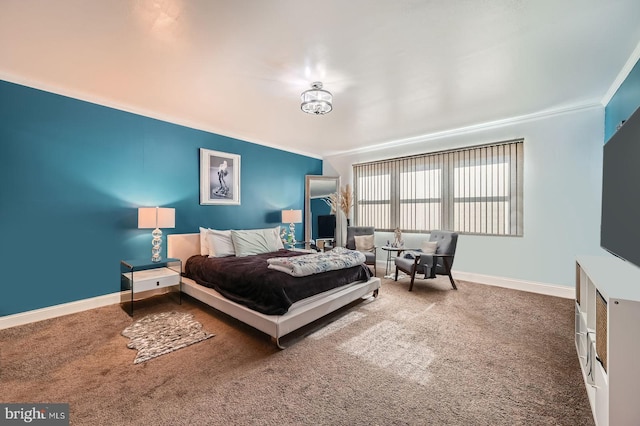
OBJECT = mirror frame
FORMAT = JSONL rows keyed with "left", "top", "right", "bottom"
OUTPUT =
{"left": 305, "top": 175, "right": 341, "bottom": 243}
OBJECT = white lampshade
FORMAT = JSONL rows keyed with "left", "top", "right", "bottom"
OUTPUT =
{"left": 282, "top": 209, "right": 302, "bottom": 224}
{"left": 138, "top": 207, "right": 175, "bottom": 229}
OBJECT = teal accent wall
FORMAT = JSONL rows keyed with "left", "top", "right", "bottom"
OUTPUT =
{"left": 605, "top": 59, "right": 640, "bottom": 140}
{"left": 0, "top": 80, "right": 322, "bottom": 316}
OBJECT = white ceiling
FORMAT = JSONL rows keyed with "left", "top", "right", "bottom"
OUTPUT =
{"left": 1, "top": 0, "right": 639, "bottom": 158}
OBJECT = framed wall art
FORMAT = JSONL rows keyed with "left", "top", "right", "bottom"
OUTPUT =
{"left": 200, "top": 148, "right": 241, "bottom": 205}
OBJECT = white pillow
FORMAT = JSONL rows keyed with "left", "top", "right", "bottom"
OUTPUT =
{"left": 207, "top": 229, "right": 235, "bottom": 257}
{"left": 199, "top": 227, "right": 212, "bottom": 256}
{"left": 421, "top": 240, "right": 438, "bottom": 254}
{"left": 272, "top": 226, "right": 285, "bottom": 250}
{"left": 354, "top": 234, "right": 375, "bottom": 251}
{"left": 231, "top": 227, "right": 283, "bottom": 257}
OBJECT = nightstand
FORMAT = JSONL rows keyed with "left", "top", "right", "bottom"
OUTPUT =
{"left": 120, "top": 258, "right": 182, "bottom": 316}
{"left": 286, "top": 241, "right": 317, "bottom": 252}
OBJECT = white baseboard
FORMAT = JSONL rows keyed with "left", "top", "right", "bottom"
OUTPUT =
{"left": 1, "top": 268, "right": 573, "bottom": 330}
{"left": 376, "top": 259, "right": 574, "bottom": 299}
{"left": 0, "top": 292, "right": 121, "bottom": 330}
{"left": 453, "top": 270, "right": 575, "bottom": 299}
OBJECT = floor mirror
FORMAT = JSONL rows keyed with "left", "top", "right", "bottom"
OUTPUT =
{"left": 305, "top": 175, "right": 341, "bottom": 249}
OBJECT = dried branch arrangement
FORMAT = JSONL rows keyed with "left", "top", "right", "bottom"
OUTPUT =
{"left": 340, "top": 184, "right": 353, "bottom": 217}
{"left": 323, "top": 192, "right": 338, "bottom": 214}
{"left": 320, "top": 185, "right": 353, "bottom": 218}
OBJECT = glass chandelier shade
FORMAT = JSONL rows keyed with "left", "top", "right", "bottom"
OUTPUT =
{"left": 301, "top": 82, "right": 333, "bottom": 115}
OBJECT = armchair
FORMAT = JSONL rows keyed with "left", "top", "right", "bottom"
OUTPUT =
{"left": 394, "top": 230, "right": 458, "bottom": 291}
{"left": 346, "top": 226, "right": 377, "bottom": 276}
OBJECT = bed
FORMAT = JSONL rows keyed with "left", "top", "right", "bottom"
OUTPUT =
{"left": 167, "top": 233, "right": 381, "bottom": 348}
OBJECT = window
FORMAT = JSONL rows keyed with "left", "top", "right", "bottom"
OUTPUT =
{"left": 353, "top": 139, "right": 523, "bottom": 236}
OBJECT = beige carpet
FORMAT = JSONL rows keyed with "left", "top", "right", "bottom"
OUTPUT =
{"left": 0, "top": 275, "right": 594, "bottom": 425}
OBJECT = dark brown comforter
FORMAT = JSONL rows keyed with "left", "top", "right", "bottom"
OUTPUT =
{"left": 184, "top": 249, "right": 372, "bottom": 315}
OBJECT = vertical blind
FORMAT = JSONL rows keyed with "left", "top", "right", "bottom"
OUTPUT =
{"left": 353, "top": 139, "right": 524, "bottom": 236}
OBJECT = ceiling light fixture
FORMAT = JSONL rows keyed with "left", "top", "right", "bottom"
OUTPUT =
{"left": 301, "top": 82, "right": 333, "bottom": 115}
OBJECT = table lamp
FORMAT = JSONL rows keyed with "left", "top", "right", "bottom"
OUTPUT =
{"left": 281, "top": 209, "right": 302, "bottom": 245}
{"left": 138, "top": 207, "right": 175, "bottom": 262}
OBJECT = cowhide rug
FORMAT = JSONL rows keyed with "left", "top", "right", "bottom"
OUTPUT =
{"left": 122, "top": 312, "right": 214, "bottom": 364}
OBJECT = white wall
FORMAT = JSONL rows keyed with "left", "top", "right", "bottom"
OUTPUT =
{"left": 324, "top": 106, "right": 610, "bottom": 287}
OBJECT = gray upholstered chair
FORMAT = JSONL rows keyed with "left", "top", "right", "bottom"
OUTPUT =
{"left": 345, "top": 226, "right": 377, "bottom": 276}
{"left": 394, "top": 230, "right": 458, "bottom": 291}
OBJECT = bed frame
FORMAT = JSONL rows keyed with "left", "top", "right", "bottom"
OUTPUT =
{"left": 167, "top": 233, "right": 381, "bottom": 348}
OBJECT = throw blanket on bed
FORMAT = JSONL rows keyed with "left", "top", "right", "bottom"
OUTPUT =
{"left": 266, "top": 247, "right": 366, "bottom": 277}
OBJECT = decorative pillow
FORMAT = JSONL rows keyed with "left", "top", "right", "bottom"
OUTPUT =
{"left": 421, "top": 240, "right": 438, "bottom": 254}
{"left": 199, "top": 227, "right": 212, "bottom": 256}
{"left": 231, "top": 227, "right": 283, "bottom": 257}
{"left": 207, "top": 229, "right": 235, "bottom": 257}
{"left": 354, "top": 234, "right": 375, "bottom": 252}
{"left": 272, "top": 226, "right": 285, "bottom": 250}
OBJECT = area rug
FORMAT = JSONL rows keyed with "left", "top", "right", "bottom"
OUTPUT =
{"left": 122, "top": 312, "right": 214, "bottom": 364}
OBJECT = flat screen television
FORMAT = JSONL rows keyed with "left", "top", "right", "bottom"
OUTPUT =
{"left": 317, "top": 214, "right": 336, "bottom": 239}
{"left": 601, "top": 106, "right": 640, "bottom": 268}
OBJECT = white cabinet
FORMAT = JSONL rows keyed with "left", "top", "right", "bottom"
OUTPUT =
{"left": 575, "top": 256, "right": 640, "bottom": 426}
{"left": 120, "top": 258, "right": 182, "bottom": 316}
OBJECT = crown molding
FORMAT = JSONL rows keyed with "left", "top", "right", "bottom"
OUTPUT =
{"left": 601, "top": 38, "right": 640, "bottom": 106}
{"left": 0, "top": 72, "right": 323, "bottom": 160}
{"left": 326, "top": 102, "right": 602, "bottom": 158}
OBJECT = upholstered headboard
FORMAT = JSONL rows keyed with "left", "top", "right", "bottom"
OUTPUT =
{"left": 167, "top": 233, "right": 200, "bottom": 272}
